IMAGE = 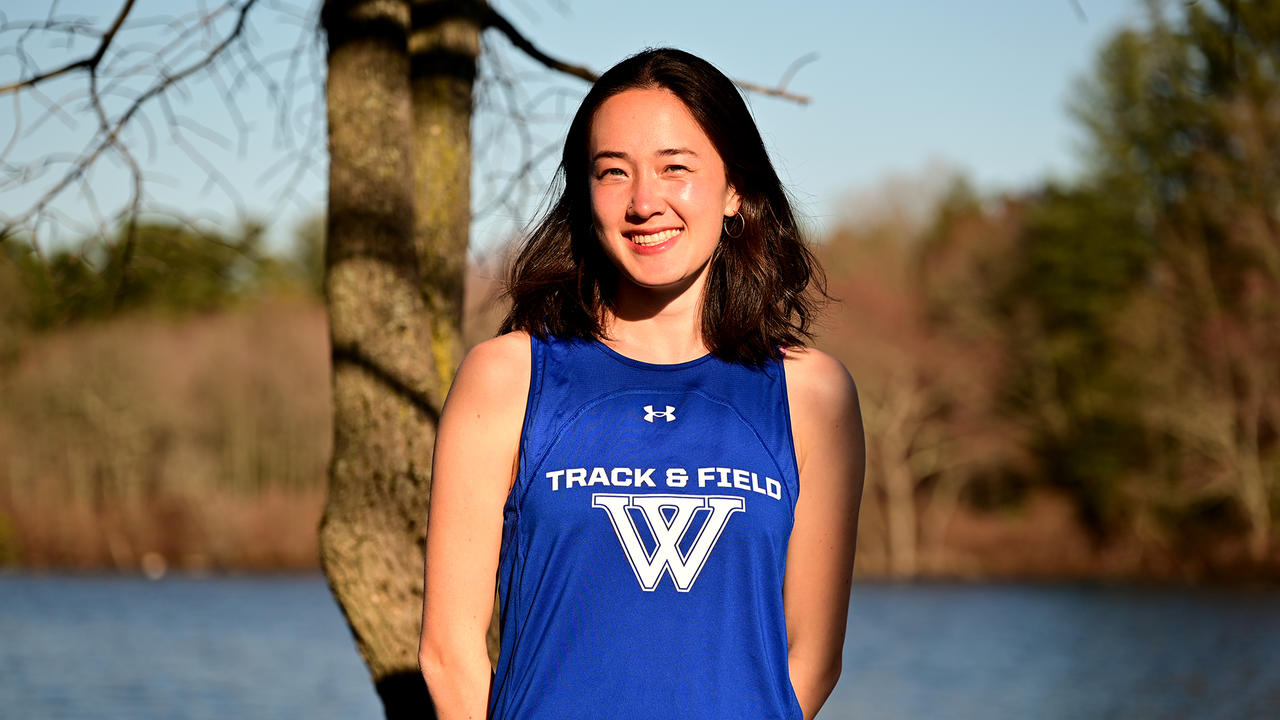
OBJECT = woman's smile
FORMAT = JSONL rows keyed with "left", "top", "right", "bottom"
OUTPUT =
{"left": 624, "top": 226, "right": 683, "bottom": 251}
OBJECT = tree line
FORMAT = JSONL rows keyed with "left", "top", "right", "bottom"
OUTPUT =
{"left": 0, "top": 217, "right": 324, "bottom": 333}
{"left": 825, "top": 0, "right": 1278, "bottom": 577}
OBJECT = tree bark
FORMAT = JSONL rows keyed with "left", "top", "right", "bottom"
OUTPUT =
{"left": 320, "top": 0, "right": 470, "bottom": 717}
{"left": 409, "top": 0, "right": 478, "bottom": 393}
{"left": 406, "top": 0, "right": 502, "bottom": 664}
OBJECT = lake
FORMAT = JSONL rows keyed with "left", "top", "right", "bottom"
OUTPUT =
{"left": 2, "top": 574, "right": 1277, "bottom": 719}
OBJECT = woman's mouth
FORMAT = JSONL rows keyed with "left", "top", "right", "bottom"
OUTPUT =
{"left": 626, "top": 228, "right": 682, "bottom": 247}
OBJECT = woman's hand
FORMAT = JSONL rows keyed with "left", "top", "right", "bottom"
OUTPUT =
{"left": 782, "top": 348, "right": 866, "bottom": 720}
{"left": 419, "top": 333, "right": 530, "bottom": 720}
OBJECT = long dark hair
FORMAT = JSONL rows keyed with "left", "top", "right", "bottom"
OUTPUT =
{"left": 500, "top": 47, "right": 827, "bottom": 365}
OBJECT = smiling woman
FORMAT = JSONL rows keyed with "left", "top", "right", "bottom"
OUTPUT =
{"left": 498, "top": 48, "right": 826, "bottom": 366}
{"left": 419, "top": 48, "right": 865, "bottom": 720}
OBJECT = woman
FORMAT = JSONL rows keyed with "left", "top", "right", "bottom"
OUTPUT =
{"left": 420, "top": 48, "right": 864, "bottom": 720}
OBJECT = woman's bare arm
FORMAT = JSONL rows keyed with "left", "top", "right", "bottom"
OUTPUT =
{"left": 782, "top": 347, "right": 866, "bottom": 720}
{"left": 419, "top": 333, "right": 530, "bottom": 720}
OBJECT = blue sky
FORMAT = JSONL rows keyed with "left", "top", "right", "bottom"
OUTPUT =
{"left": 0, "top": 0, "right": 1149, "bottom": 253}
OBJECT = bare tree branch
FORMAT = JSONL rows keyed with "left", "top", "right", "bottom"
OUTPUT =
{"left": 1070, "top": 0, "right": 1088, "bottom": 24}
{"left": 475, "top": 2, "right": 595, "bottom": 82}
{"left": 0, "top": 0, "right": 267, "bottom": 247}
{"left": 0, "top": 0, "right": 138, "bottom": 95}
{"left": 771, "top": 52, "right": 818, "bottom": 98}
{"left": 477, "top": 2, "right": 812, "bottom": 104}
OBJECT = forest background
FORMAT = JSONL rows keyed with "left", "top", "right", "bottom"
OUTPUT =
{"left": 1, "top": 0, "right": 1277, "bottom": 584}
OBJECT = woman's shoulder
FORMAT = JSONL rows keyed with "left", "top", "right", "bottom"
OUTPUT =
{"left": 780, "top": 346, "right": 861, "bottom": 458}
{"left": 462, "top": 331, "right": 532, "bottom": 369}
{"left": 446, "top": 331, "right": 532, "bottom": 412}
{"left": 781, "top": 346, "right": 857, "bottom": 411}
{"left": 779, "top": 346, "right": 864, "bottom": 488}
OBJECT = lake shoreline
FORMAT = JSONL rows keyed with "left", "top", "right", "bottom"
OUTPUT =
{"left": 5, "top": 488, "right": 1276, "bottom": 586}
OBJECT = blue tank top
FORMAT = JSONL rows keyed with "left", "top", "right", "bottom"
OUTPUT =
{"left": 489, "top": 334, "right": 803, "bottom": 720}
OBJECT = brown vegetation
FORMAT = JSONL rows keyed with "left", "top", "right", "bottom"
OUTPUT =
{"left": 0, "top": 297, "right": 331, "bottom": 572}
{"left": 0, "top": 264, "right": 508, "bottom": 575}
{"left": 819, "top": 189, "right": 1031, "bottom": 580}
{"left": 817, "top": 164, "right": 1279, "bottom": 583}
{"left": 1, "top": 249, "right": 1269, "bottom": 582}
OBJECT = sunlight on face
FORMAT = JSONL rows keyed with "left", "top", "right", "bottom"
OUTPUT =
{"left": 588, "top": 88, "right": 740, "bottom": 297}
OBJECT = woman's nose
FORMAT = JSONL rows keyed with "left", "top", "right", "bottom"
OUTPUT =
{"left": 627, "top": 174, "right": 663, "bottom": 219}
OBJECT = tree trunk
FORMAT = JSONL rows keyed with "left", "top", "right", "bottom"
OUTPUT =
{"left": 884, "top": 452, "right": 918, "bottom": 578}
{"left": 880, "top": 372, "right": 921, "bottom": 578}
{"left": 406, "top": 0, "right": 501, "bottom": 664}
{"left": 409, "top": 0, "right": 478, "bottom": 392}
{"left": 1238, "top": 379, "right": 1271, "bottom": 562}
{"left": 320, "top": 0, "right": 474, "bottom": 717}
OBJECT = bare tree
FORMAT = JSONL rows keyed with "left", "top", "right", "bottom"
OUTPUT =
{"left": 818, "top": 183, "right": 1025, "bottom": 579}
{"left": 0, "top": 1, "right": 324, "bottom": 303}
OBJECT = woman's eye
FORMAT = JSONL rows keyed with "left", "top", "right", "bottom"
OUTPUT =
{"left": 665, "top": 165, "right": 690, "bottom": 174}
{"left": 597, "top": 167, "right": 625, "bottom": 178}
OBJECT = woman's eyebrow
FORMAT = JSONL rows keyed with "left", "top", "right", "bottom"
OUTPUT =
{"left": 591, "top": 148, "right": 699, "bottom": 163}
{"left": 592, "top": 150, "right": 629, "bottom": 162}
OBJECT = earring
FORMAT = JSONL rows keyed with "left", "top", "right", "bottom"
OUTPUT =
{"left": 723, "top": 210, "right": 744, "bottom": 239}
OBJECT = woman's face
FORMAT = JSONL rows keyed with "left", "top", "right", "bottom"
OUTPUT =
{"left": 587, "top": 87, "right": 740, "bottom": 299}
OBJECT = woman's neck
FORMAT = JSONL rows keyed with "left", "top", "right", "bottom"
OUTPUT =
{"left": 603, "top": 279, "right": 708, "bottom": 364}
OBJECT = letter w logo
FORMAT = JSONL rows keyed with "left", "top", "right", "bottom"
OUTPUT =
{"left": 592, "top": 494, "right": 745, "bottom": 592}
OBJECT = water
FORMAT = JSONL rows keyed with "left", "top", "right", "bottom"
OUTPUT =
{"left": 2, "top": 575, "right": 1278, "bottom": 720}
{"left": 0, "top": 574, "right": 382, "bottom": 720}
{"left": 828, "top": 583, "right": 1280, "bottom": 720}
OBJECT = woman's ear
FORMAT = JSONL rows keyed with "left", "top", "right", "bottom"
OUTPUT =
{"left": 724, "top": 186, "right": 741, "bottom": 217}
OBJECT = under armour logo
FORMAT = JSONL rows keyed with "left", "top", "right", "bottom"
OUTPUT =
{"left": 592, "top": 493, "right": 745, "bottom": 592}
{"left": 643, "top": 405, "right": 676, "bottom": 423}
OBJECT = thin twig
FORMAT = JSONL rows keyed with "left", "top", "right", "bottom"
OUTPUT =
{"left": 0, "top": 0, "right": 138, "bottom": 95}
{"left": 479, "top": 2, "right": 811, "bottom": 104}
{"left": 2, "top": 0, "right": 262, "bottom": 239}
{"left": 1070, "top": 0, "right": 1088, "bottom": 23}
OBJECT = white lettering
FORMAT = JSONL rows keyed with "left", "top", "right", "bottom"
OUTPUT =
{"left": 766, "top": 476, "right": 781, "bottom": 499}
{"left": 547, "top": 466, "right": 783, "bottom": 500}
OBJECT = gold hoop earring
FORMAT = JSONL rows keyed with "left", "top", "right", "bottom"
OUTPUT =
{"left": 723, "top": 211, "right": 744, "bottom": 239}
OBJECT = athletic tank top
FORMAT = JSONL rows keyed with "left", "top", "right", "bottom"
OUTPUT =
{"left": 489, "top": 334, "right": 803, "bottom": 720}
